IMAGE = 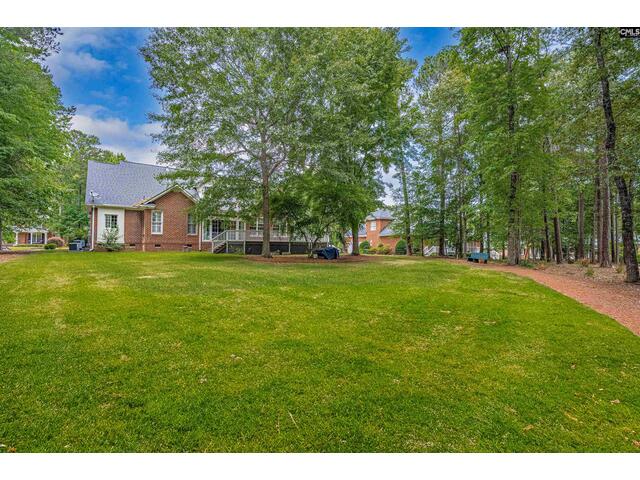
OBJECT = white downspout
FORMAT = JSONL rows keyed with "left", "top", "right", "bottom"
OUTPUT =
{"left": 90, "top": 206, "right": 95, "bottom": 250}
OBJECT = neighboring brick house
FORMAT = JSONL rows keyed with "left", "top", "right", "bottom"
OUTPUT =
{"left": 86, "top": 160, "right": 322, "bottom": 253}
{"left": 345, "top": 209, "right": 402, "bottom": 253}
{"left": 12, "top": 227, "right": 52, "bottom": 245}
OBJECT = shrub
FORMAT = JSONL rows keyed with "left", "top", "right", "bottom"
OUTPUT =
{"left": 359, "top": 240, "right": 370, "bottom": 253}
{"left": 47, "top": 236, "right": 65, "bottom": 247}
{"left": 44, "top": 243, "right": 57, "bottom": 250}
{"left": 368, "top": 246, "right": 378, "bottom": 254}
{"left": 579, "top": 258, "right": 590, "bottom": 267}
{"left": 585, "top": 266, "right": 594, "bottom": 277}
{"left": 395, "top": 239, "right": 407, "bottom": 255}
{"left": 99, "top": 227, "right": 123, "bottom": 252}
{"left": 381, "top": 245, "right": 391, "bottom": 255}
{"left": 616, "top": 264, "right": 624, "bottom": 274}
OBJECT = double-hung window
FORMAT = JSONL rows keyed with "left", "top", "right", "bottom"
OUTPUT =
{"left": 105, "top": 214, "right": 118, "bottom": 230}
{"left": 151, "top": 210, "right": 163, "bottom": 234}
{"left": 187, "top": 213, "right": 196, "bottom": 235}
{"left": 371, "top": 220, "right": 377, "bottom": 231}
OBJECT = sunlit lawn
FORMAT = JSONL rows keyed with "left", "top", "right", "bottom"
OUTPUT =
{"left": 1, "top": 252, "right": 639, "bottom": 452}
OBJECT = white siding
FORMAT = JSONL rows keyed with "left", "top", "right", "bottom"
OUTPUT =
{"left": 97, "top": 207, "right": 125, "bottom": 243}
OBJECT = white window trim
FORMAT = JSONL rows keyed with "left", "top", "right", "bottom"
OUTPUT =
{"left": 187, "top": 213, "right": 197, "bottom": 236}
{"left": 371, "top": 220, "right": 377, "bottom": 231}
{"left": 105, "top": 214, "right": 118, "bottom": 230}
{"left": 151, "top": 210, "right": 163, "bottom": 235}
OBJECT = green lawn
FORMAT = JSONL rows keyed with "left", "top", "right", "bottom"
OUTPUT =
{"left": 1, "top": 252, "right": 639, "bottom": 452}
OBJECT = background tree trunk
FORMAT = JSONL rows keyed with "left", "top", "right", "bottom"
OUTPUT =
{"left": 599, "top": 153, "right": 611, "bottom": 267}
{"left": 350, "top": 220, "right": 360, "bottom": 256}
{"left": 543, "top": 210, "right": 552, "bottom": 262}
{"left": 577, "top": 191, "right": 585, "bottom": 259}
{"left": 610, "top": 188, "right": 616, "bottom": 264}
{"left": 614, "top": 176, "right": 639, "bottom": 282}
{"left": 438, "top": 187, "right": 445, "bottom": 256}
{"left": 594, "top": 171, "right": 601, "bottom": 264}
{"left": 398, "top": 158, "right": 413, "bottom": 256}
{"left": 553, "top": 214, "right": 563, "bottom": 264}
{"left": 261, "top": 173, "right": 271, "bottom": 258}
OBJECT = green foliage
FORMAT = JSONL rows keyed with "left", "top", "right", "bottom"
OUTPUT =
{"left": 142, "top": 28, "right": 412, "bottom": 256}
{"left": 99, "top": 227, "right": 122, "bottom": 252}
{"left": 0, "top": 28, "right": 69, "bottom": 244}
{"left": 43, "top": 243, "right": 56, "bottom": 250}
{"left": 395, "top": 239, "right": 407, "bottom": 255}
{"left": 50, "top": 202, "right": 90, "bottom": 241}
{"left": 359, "top": 240, "right": 370, "bottom": 253}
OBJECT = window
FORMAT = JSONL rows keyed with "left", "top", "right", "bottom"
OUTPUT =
{"left": 31, "top": 232, "right": 44, "bottom": 244}
{"left": 151, "top": 210, "right": 163, "bottom": 234}
{"left": 187, "top": 214, "right": 196, "bottom": 235}
{"left": 370, "top": 221, "right": 377, "bottom": 231}
{"left": 105, "top": 214, "right": 118, "bottom": 230}
{"left": 203, "top": 220, "right": 211, "bottom": 241}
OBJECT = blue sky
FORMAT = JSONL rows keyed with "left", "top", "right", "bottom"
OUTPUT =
{"left": 46, "top": 27, "right": 457, "bottom": 165}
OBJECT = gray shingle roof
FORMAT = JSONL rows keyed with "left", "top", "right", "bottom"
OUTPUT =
{"left": 345, "top": 225, "right": 367, "bottom": 238}
{"left": 85, "top": 160, "right": 197, "bottom": 207}
{"left": 366, "top": 209, "right": 394, "bottom": 221}
{"left": 379, "top": 223, "right": 398, "bottom": 237}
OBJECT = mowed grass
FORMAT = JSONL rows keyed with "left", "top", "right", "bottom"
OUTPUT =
{"left": 1, "top": 252, "right": 639, "bottom": 452}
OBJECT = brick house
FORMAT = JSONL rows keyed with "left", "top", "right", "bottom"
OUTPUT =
{"left": 86, "top": 160, "right": 322, "bottom": 253}
{"left": 12, "top": 227, "right": 52, "bottom": 245}
{"left": 345, "top": 209, "right": 402, "bottom": 253}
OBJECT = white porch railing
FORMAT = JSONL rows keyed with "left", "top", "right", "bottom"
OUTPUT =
{"left": 209, "top": 229, "right": 329, "bottom": 253}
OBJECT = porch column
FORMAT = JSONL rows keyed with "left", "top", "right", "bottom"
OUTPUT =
{"left": 44, "top": 231, "right": 48, "bottom": 244}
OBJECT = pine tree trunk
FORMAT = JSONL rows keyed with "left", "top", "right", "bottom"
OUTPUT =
{"left": 398, "top": 158, "right": 413, "bottom": 256}
{"left": 599, "top": 153, "right": 611, "bottom": 267}
{"left": 614, "top": 175, "right": 639, "bottom": 282}
{"left": 486, "top": 215, "right": 491, "bottom": 255}
{"left": 594, "top": 171, "right": 601, "bottom": 264}
{"left": 577, "top": 191, "right": 585, "bottom": 259}
{"left": 553, "top": 214, "right": 563, "bottom": 264}
{"left": 543, "top": 210, "right": 552, "bottom": 262}
{"left": 593, "top": 27, "right": 637, "bottom": 280}
{"left": 507, "top": 171, "right": 519, "bottom": 265}
{"left": 610, "top": 188, "right": 615, "bottom": 263}
{"left": 438, "top": 187, "right": 445, "bottom": 256}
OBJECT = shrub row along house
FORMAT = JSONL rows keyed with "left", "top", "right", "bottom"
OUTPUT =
{"left": 85, "top": 160, "right": 320, "bottom": 254}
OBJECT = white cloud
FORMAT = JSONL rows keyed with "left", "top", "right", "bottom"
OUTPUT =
{"left": 72, "top": 104, "right": 161, "bottom": 165}
{"left": 46, "top": 28, "right": 121, "bottom": 81}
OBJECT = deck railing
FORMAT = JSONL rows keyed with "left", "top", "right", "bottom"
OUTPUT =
{"left": 210, "top": 229, "right": 329, "bottom": 252}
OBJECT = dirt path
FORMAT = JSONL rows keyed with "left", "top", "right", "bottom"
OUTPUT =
{"left": 459, "top": 260, "right": 640, "bottom": 336}
{"left": 0, "top": 253, "right": 22, "bottom": 264}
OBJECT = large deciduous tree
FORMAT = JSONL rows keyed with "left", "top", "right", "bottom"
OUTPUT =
{"left": 142, "top": 28, "right": 319, "bottom": 257}
{"left": 0, "top": 28, "right": 68, "bottom": 247}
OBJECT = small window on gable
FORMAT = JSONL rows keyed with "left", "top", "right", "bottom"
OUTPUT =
{"left": 187, "top": 213, "right": 196, "bottom": 235}
{"left": 371, "top": 220, "right": 377, "bottom": 231}
{"left": 105, "top": 214, "right": 118, "bottom": 230}
{"left": 152, "top": 210, "right": 163, "bottom": 234}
